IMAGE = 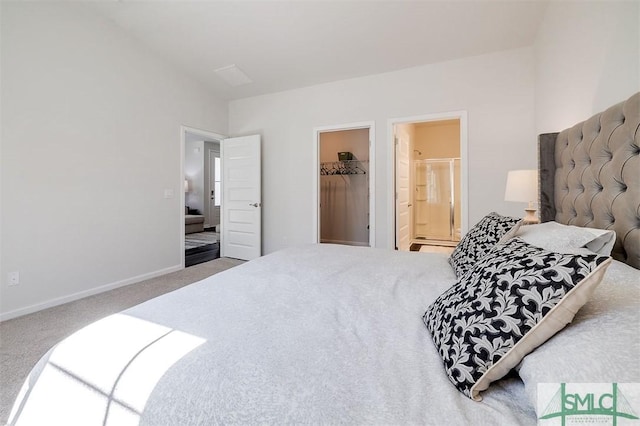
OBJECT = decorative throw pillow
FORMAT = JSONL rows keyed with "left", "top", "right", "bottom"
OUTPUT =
{"left": 448, "top": 212, "right": 522, "bottom": 278}
{"left": 516, "top": 221, "right": 616, "bottom": 256}
{"left": 424, "top": 238, "right": 611, "bottom": 401}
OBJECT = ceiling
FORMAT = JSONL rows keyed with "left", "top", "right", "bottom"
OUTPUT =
{"left": 86, "top": 1, "right": 549, "bottom": 101}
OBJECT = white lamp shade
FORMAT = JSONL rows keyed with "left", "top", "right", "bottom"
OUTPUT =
{"left": 504, "top": 169, "right": 538, "bottom": 203}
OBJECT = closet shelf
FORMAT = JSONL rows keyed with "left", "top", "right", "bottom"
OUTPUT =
{"left": 320, "top": 160, "right": 368, "bottom": 176}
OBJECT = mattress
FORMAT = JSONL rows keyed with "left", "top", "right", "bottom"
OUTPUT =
{"left": 9, "top": 244, "right": 538, "bottom": 425}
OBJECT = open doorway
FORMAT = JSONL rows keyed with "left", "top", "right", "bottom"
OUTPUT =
{"left": 205, "top": 143, "right": 221, "bottom": 230}
{"left": 181, "top": 126, "right": 225, "bottom": 267}
{"left": 313, "top": 122, "right": 375, "bottom": 247}
{"left": 392, "top": 113, "right": 467, "bottom": 253}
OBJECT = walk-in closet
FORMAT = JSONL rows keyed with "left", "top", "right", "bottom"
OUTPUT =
{"left": 319, "top": 128, "right": 370, "bottom": 246}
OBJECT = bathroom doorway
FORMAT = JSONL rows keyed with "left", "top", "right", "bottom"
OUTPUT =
{"left": 314, "top": 123, "right": 374, "bottom": 247}
{"left": 392, "top": 115, "right": 466, "bottom": 252}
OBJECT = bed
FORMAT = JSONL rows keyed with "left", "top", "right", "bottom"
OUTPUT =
{"left": 8, "top": 93, "right": 639, "bottom": 425}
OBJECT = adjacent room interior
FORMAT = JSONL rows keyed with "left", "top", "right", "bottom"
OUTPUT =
{"left": 184, "top": 130, "right": 222, "bottom": 267}
{"left": 394, "top": 119, "right": 462, "bottom": 253}
{"left": 318, "top": 128, "right": 370, "bottom": 247}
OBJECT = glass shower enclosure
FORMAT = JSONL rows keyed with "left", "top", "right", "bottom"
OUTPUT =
{"left": 413, "top": 158, "right": 461, "bottom": 242}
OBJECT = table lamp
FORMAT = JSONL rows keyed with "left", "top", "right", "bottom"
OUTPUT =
{"left": 505, "top": 169, "right": 539, "bottom": 224}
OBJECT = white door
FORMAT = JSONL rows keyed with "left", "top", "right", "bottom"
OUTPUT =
{"left": 395, "top": 131, "right": 411, "bottom": 251}
{"left": 221, "top": 135, "right": 261, "bottom": 260}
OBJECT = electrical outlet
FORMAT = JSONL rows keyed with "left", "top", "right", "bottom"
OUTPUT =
{"left": 8, "top": 271, "right": 19, "bottom": 286}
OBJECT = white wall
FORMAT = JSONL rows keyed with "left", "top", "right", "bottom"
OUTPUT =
{"left": 229, "top": 47, "right": 536, "bottom": 253}
{"left": 0, "top": 3, "right": 227, "bottom": 319}
{"left": 535, "top": 1, "right": 640, "bottom": 134}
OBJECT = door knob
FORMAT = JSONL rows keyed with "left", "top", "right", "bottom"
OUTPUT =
{"left": 249, "top": 202, "right": 261, "bottom": 207}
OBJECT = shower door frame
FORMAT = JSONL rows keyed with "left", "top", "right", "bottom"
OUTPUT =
{"left": 412, "top": 158, "right": 460, "bottom": 243}
{"left": 388, "top": 111, "right": 468, "bottom": 250}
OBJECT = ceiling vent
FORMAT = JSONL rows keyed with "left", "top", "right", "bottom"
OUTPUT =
{"left": 214, "top": 64, "right": 252, "bottom": 87}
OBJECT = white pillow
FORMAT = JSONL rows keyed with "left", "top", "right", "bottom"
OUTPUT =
{"left": 515, "top": 221, "right": 616, "bottom": 256}
{"left": 516, "top": 260, "right": 640, "bottom": 418}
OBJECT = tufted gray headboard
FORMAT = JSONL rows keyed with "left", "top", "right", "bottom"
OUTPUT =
{"left": 539, "top": 92, "right": 640, "bottom": 270}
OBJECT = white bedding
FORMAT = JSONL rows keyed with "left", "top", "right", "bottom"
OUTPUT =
{"left": 10, "top": 244, "right": 565, "bottom": 425}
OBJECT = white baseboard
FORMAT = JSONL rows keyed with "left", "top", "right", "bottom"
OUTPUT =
{"left": 0, "top": 264, "right": 183, "bottom": 322}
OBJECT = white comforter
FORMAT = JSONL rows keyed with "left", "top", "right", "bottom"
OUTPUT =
{"left": 9, "top": 244, "right": 537, "bottom": 425}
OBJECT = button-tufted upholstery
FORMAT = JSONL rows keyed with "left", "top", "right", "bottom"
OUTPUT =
{"left": 542, "top": 92, "right": 639, "bottom": 269}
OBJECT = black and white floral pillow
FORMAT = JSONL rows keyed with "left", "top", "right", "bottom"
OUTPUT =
{"left": 424, "top": 238, "right": 611, "bottom": 401}
{"left": 448, "top": 212, "right": 522, "bottom": 278}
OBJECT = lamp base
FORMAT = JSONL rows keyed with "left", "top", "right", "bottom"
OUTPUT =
{"left": 523, "top": 208, "right": 540, "bottom": 225}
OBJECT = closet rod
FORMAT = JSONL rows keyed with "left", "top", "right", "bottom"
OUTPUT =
{"left": 320, "top": 160, "right": 368, "bottom": 176}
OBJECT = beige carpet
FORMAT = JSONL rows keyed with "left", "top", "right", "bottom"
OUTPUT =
{"left": 0, "top": 257, "right": 244, "bottom": 425}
